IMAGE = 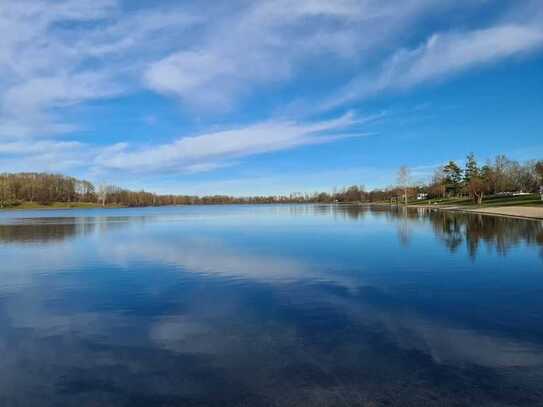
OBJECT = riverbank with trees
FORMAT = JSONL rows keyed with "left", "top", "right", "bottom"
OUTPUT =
{"left": 1, "top": 154, "right": 542, "bottom": 212}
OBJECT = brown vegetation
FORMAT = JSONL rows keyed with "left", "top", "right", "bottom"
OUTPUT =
{"left": 0, "top": 154, "right": 541, "bottom": 209}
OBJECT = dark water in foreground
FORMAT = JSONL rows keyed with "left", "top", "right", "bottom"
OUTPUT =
{"left": 1, "top": 205, "right": 543, "bottom": 406}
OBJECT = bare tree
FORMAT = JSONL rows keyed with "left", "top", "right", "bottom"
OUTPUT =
{"left": 97, "top": 184, "right": 109, "bottom": 207}
{"left": 397, "top": 165, "right": 411, "bottom": 205}
{"left": 467, "top": 176, "right": 488, "bottom": 205}
{"left": 430, "top": 166, "right": 447, "bottom": 198}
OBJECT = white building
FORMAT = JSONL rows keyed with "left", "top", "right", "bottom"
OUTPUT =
{"left": 417, "top": 193, "right": 428, "bottom": 200}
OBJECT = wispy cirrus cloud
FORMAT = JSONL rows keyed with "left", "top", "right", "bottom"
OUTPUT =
{"left": 0, "top": 139, "right": 93, "bottom": 173}
{"left": 323, "top": 22, "right": 543, "bottom": 110}
{"left": 142, "top": 0, "right": 479, "bottom": 112}
{"left": 1, "top": 0, "right": 542, "bottom": 191}
{"left": 1, "top": 0, "right": 540, "bottom": 133}
{"left": 0, "top": 0, "right": 197, "bottom": 138}
{"left": 94, "top": 112, "right": 368, "bottom": 173}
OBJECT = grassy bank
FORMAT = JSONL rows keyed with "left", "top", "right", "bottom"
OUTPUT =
{"left": 404, "top": 193, "right": 543, "bottom": 220}
{"left": 411, "top": 194, "right": 543, "bottom": 208}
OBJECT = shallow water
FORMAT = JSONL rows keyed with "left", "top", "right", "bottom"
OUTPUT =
{"left": 1, "top": 204, "right": 543, "bottom": 406}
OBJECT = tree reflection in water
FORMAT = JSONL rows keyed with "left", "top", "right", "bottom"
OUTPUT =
{"left": 0, "top": 216, "right": 142, "bottom": 244}
{"left": 313, "top": 204, "right": 543, "bottom": 258}
{"left": 371, "top": 206, "right": 543, "bottom": 258}
{"left": 0, "top": 206, "right": 541, "bottom": 258}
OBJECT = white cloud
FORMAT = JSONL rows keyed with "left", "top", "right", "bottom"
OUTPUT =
{"left": 144, "top": 51, "right": 238, "bottom": 110}
{"left": 143, "top": 0, "right": 478, "bottom": 111}
{"left": 3, "top": 73, "right": 119, "bottom": 115}
{"left": 0, "top": 140, "right": 83, "bottom": 155}
{"left": 1, "top": 0, "right": 542, "bottom": 187}
{"left": 325, "top": 23, "right": 543, "bottom": 109}
{"left": 0, "top": 0, "right": 198, "bottom": 138}
{"left": 0, "top": 1, "right": 116, "bottom": 129}
{"left": 0, "top": 139, "right": 94, "bottom": 173}
{"left": 2, "top": 0, "right": 540, "bottom": 131}
{"left": 395, "top": 25, "right": 543, "bottom": 87}
{"left": 95, "top": 112, "right": 365, "bottom": 172}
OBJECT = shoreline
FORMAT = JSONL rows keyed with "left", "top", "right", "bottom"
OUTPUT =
{"left": 0, "top": 203, "right": 126, "bottom": 212}
{"left": 2, "top": 201, "right": 543, "bottom": 221}
{"left": 407, "top": 203, "right": 543, "bottom": 221}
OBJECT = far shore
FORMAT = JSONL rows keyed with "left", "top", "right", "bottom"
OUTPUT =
{"left": 0, "top": 202, "right": 125, "bottom": 211}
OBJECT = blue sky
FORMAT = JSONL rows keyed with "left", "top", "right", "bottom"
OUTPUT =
{"left": 0, "top": 0, "right": 542, "bottom": 196}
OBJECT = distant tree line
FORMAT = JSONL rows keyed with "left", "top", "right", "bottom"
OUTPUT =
{"left": 0, "top": 173, "right": 392, "bottom": 208}
{"left": 0, "top": 173, "right": 95, "bottom": 207}
{"left": 0, "top": 154, "right": 542, "bottom": 208}
{"left": 0, "top": 173, "right": 370, "bottom": 208}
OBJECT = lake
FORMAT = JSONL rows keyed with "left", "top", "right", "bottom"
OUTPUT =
{"left": 1, "top": 205, "right": 543, "bottom": 406}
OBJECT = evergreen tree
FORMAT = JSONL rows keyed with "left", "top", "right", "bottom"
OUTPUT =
{"left": 443, "top": 161, "right": 463, "bottom": 196}
{"left": 463, "top": 153, "right": 479, "bottom": 184}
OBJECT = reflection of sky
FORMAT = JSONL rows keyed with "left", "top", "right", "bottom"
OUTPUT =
{"left": 1, "top": 206, "right": 543, "bottom": 405}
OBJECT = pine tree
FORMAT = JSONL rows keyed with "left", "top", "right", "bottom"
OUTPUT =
{"left": 443, "top": 161, "right": 463, "bottom": 196}
{"left": 463, "top": 153, "right": 479, "bottom": 184}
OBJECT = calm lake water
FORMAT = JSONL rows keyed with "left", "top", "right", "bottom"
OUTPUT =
{"left": 1, "top": 205, "right": 543, "bottom": 406}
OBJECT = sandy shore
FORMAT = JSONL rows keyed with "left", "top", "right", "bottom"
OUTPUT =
{"left": 405, "top": 203, "right": 543, "bottom": 220}
{"left": 465, "top": 206, "right": 543, "bottom": 220}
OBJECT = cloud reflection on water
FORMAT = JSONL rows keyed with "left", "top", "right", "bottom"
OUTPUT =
{"left": 0, "top": 205, "right": 543, "bottom": 405}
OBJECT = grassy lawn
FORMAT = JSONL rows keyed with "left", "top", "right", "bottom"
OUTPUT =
{"left": 411, "top": 194, "right": 543, "bottom": 207}
{"left": 475, "top": 194, "right": 543, "bottom": 207}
